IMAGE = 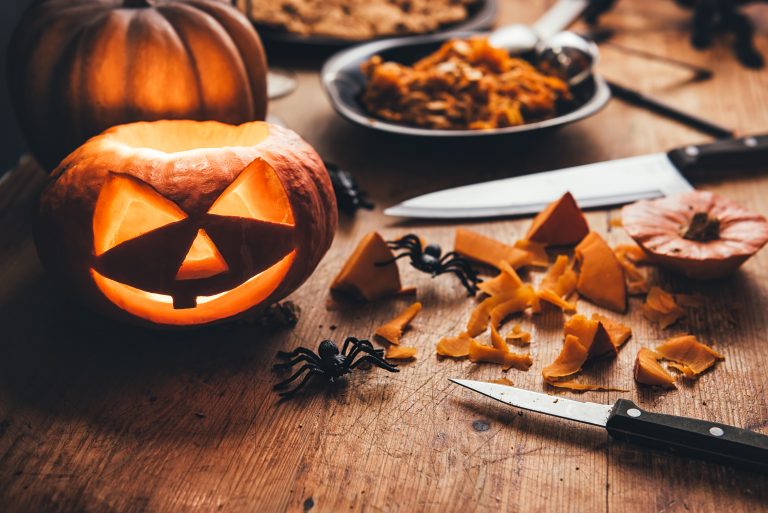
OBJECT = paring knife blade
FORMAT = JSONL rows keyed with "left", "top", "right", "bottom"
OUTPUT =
{"left": 384, "top": 135, "right": 768, "bottom": 219}
{"left": 449, "top": 379, "right": 768, "bottom": 472}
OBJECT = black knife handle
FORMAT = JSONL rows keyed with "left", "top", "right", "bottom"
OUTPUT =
{"left": 606, "top": 399, "right": 768, "bottom": 472}
{"left": 667, "top": 134, "right": 768, "bottom": 177}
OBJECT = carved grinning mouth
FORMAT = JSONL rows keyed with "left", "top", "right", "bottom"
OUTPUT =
{"left": 89, "top": 158, "right": 298, "bottom": 325}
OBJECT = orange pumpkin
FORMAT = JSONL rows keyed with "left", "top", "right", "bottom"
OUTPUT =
{"left": 9, "top": 0, "right": 268, "bottom": 170}
{"left": 622, "top": 191, "right": 768, "bottom": 279}
{"left": 35, "top": 120, "right": 337, "bottom": 327}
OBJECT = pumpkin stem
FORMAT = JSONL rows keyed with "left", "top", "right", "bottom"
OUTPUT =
{"left": 123, "top": 0, "right": 153, "bottom": 7}
{"left": 682, "top": 212, "right": 720, "bottom": 242}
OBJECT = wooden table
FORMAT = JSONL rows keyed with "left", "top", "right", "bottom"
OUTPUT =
{"left": 1, "top": 1, "right": 767, "bottom": 512}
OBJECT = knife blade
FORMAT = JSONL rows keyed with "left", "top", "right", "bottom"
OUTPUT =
{"left": 385, "top": 135, "right": 768, "bottom": 219}
{"left": 450, "top": 379, "right": 768, "bottom": 472}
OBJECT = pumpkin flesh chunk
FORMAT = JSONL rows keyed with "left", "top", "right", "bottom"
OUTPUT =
{"left": 634, "top": 348, "right": 676, "bottom": 388}
{"left": 331, "top": 232, "right": 402, "bottom": 301}
{"left": 575, "top": 232, "right": 626, "bottom": 312}
{"left": 386, "top": 346, "right": 417, "bottom": 359}
{"left": 542, "top": 316, "right": 617, "bottom": 390}
{"left": 514, "top": 239, "right": 548, "bottom": 267}
{"left": 455, "top": 228, "right": 533, "bottom": 270}
{"left": 505, "top": 324, "right": 531, "bottom": 345}
{"left": 590, "top": 314, "right": 631, "bottom": 349}
{"left": 436, "top": 331, "right": 474, "bottom": 357}
{"left": 655, "top": 335, "right": 724, "bottom": 377}
{"left": 614, "top": 245, "right": 649, "bottom": 294}
{"left": 468, "top": 337, "right": 532, "bottom": 371}
{"left": 642, "top": 286, "right": 685, "bottom": 329}
{"left": 526, "top": 192, "right": 589, "bottom": 246}
{"left": 477, "top": 261, "right": 524, "bottom": 297}
{"left": 375, "top": 302, "right": 423, "bottom": 344}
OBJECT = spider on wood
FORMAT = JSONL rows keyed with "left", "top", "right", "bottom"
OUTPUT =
{"left": 273, "top": 337, "right": 398, "bottom": 398}
{"left": 379, "top": 234, "right": 481, "bottom": 296}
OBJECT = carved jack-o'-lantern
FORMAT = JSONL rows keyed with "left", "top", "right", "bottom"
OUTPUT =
{"left": 35, "top": 120, "right": 337, "bottom": 327}
{"left": 8, "top": 0, "right": 269, "bottom": 171}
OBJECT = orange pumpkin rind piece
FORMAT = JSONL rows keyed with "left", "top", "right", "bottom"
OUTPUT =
{"left": 477, "top": 261, "right": 523, "bottom": 297}
{"left": 505, "top": 324, "right": 531, "bottom": 345}
{"left": 374, "top": 302, "right": 423, "bottom": 344}
{"left": 489, "top": 285, "right": 536, "bottom": 328}
{"left": 542, "top": 334, "right": 588, "bottom": 380}
{"left": 537, "top": 288, "right": 577, "bottom": 312}
{"left": 642, "top": 286, "right": 685, "bottom": 329}
{"left": 655, "top": 335, "right": 724, "bottom": 377}
{"left": 514, "top": 239, "right": 549, "bottom": 267}
{"left": 468, "top": 338, "right": 532, "bottom": 371}
{"left": 545, "top": 380, "right": 626, "bottom": 392}
{"left": 526, "top": 192, "right": 590, "bottom": 246}
{"left": 575, "top": 232, "right": 627, "bottom": 312}
{"left": 622, "top": 191, "right": 768, "bottom": 279}
{"left": 590, "top": 314, "right": 631, "bottom": 349}
{"left": 436, "top": 331, "right": 474, "bottom": 358}
{"left": 539, "top": 254, "right": 578, "bottom": 298}
{"left": 565, "top": 314, "right": 616, "bottom": 359}
{"left": 634, "top": 348, "right": 676, "bottom": 388}
{"left": 385, "top": 346, "right": 417, "bottom": 360}
{"left": 455, "top": 228, "right": 533, "bottom": 270}
{"left": 331, "top": 232, "right": 403, "bottom": 301}
{"left": 614, "top": 245, "right": 649, "bottom": 295}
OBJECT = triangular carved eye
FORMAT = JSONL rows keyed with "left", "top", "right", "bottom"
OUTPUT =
{"left": 93, "top": 173, "right": 187, "bottom": 256}
{"left": 208, "top": 158, "right": 295, "bottom": 226}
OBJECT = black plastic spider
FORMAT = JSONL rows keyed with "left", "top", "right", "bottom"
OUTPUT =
{"left": 380, "top": 234, "right": 481, "bottom": 296}
{"left": 326, "top": 162, "right": 374, "bottom": 215}
{"left": 273, "top": 337, "right": 398, "bottom": 398}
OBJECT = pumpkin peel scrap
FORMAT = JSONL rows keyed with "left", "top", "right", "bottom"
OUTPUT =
{"left": 331, "top": 232, "right": 405, "bottom": 301}
{"left": 477, "top": 261, "right": 524, "bottom": 297}
{"left": 436, "top": 331, "right": 474, "bottom": 358}
{"left": 375, "top": 302, "right": 423, "bottom": 344}
{"left": 526, "top": 192, "right": 590, "bottom": 246}
{"left": 575, "top": 232, "right": 626, "bottom": 312}
{"left": 514, "top": 239, "right": 549, "bottom": 267}
{"left": 505, "top": 324, "right": 531, "bottom": 345}
{"left": 455, "top": 228, "right": 533, "bottom": 270}
{"left": 634, "top": 348, "right": 676, "bottom": 388}
{"left": 642, "top": 286, "right": 685, "bottom": 329}
{"left": 386, "top": 346, "right": 418, "bottom": 360}
{"left": 590, "top": 314, "right": 631, "bottom": 349}
{"left": 655, "top": 335, "right": 724, "bottom": 377}
{"left": 614, "top": 245, "right": 649, "bottom": 295}
{"left": 468, "top": 338, "right": 532, "bottom": 371}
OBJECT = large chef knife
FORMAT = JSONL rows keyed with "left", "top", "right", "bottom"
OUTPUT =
{"left": 450, "top": 379, "right": 768, "bottom": 472}
{"left": 385, "top": 135, "right": 768, "bottom": 219}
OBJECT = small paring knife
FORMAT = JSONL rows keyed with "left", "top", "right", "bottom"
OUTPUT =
{"left": 385, "top": 135, "right": 768, "bottom": 219}
{"left": 450, "top": 379, "right": 768, "bottom": 472}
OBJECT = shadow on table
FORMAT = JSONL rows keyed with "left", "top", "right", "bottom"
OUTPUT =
{"left": 0, "top": 271, "right": 293, "bottom": 440}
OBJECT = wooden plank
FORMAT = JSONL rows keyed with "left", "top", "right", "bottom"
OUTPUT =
{"left": 0, "top": 1, "right": 767, "bottom": 512}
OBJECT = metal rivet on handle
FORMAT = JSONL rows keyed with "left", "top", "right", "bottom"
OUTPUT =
{"left": 744, "top": 137, "right": 757, "bottom": 147}
{"left": 684, "top": 145, "right": 700, "bottom": 157}
{"left": 627, "top": 408, "right": 642, "bottom": 418}
{"left": 709, "top": 427, "right": 724, "bottom": 437}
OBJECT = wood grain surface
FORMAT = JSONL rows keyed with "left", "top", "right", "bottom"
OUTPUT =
{"left": 1, "top": 1, "right": 768, "bottom": 512}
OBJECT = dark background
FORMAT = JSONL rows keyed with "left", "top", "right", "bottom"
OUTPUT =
{"left": 1, "top": 1, "right": 29, "bottom": 174}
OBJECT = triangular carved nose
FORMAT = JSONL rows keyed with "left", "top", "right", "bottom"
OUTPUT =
{"left": 175, "top": 229, "right": 229, "bottom": 281}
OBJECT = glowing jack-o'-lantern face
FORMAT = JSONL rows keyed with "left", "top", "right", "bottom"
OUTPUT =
{"left": 35, "top": 120, "right": 337, "bottom": 327}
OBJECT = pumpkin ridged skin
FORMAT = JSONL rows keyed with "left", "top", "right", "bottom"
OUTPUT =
{"left": 622, "top": 191, "right": 768, "bottom": 279}
{"left": 36, "top": 120, "right": 338, "bottom": 328}
{"left": 8, "top": 0, "right": 268, "bottom": 171}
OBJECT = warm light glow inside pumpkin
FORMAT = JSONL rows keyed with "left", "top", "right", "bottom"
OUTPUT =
{"left": 89, "top": 128, "right": 299, "bottom": 325}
